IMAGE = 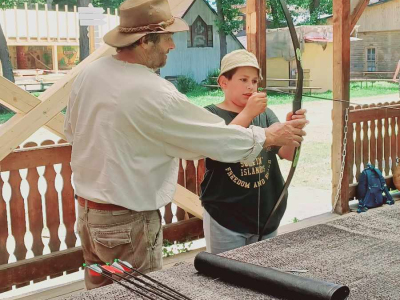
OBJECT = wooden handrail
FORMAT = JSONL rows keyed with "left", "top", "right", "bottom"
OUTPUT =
{"left": 345, "top": 101, "right": 400, "bottom": 202}
{"left": 0, "top": 143, "right": 205, "bottom": 292}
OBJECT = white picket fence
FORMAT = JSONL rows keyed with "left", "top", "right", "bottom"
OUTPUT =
{"left": 0, "top": 4, "right": 119, "bottom": 45}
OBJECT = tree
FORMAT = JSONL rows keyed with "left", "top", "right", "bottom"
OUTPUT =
{"left": 267, "top": 0, "right": 333, "bottom": 28}
{"left": 0, "top": 1, "right": 20, "bottom": 83}
{"left": 0, "top": 23, "right": 14, "bottom": 83}
{"left": 208, "top": 0, "right": 244, "bottom": 61}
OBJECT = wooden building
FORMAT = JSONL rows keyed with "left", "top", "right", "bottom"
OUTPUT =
{"left": 0, "top": 0, "right": 243, "bottom": 82}
{"left": 327, "top": 0, "right": 400, "bottom": 77}
{"left": 162, "top": 0, "right": 244, "bottom": 82}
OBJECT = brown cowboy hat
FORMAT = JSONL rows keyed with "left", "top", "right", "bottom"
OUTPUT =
{"left": 104, "top": 0, "right": 189, "bottom": 48}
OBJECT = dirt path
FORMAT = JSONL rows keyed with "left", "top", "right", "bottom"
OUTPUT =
{"left": 271, "top": 93, "right": 399, "bottom": 224}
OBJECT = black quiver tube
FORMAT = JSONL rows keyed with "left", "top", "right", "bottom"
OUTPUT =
{"left": 194, "top": 252, "right": 350, "bottom": 300}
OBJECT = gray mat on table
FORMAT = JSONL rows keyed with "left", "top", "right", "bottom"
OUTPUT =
{"left": 62, "top": 203, "right": 400, "bottom": 300}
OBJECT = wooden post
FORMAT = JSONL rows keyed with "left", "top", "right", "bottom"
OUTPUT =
{"left": 24, "top": 3, "right": 30, "bottom": 42}
{"left": 350, "top": 0, "right": 369, "bottom": 31}
{"left": 88, "top": 26, "right": 95, "bottom": 54}
{"left": 246, "top": 0, "right": 266, "bottom": 88}
{"left": 35, "top": 3, "right": 39, "bottom": 41}
{"left": 107, "top": 8, "right": 111, "bottom": 31}
{"left": 52, "top": 45, "right": 58, "bottom": 73}
{"left": 14, "top": 6, "right": 19, "bottom": 42}
{"left": 332, "top": 0, "right": 351, "bottom": 214}
{"left": 74, "top": 6, "right": 79, "bottom": 42}
{"left": 45, "top": 4, "right": 50, "bottom": 42}
{"left": 65, "top": 5, "right": 69, "bottom": 42}
{"left": 56, "top": 4, "right": 60, "bottom": 42}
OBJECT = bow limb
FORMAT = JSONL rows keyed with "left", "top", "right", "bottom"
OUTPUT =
{"left": 258, "top": 0, "right": 303, "bottom": 241}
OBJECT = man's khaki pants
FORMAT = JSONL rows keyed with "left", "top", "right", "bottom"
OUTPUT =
{"left": 77, "top": 203, "right": 163, "bottom": 290}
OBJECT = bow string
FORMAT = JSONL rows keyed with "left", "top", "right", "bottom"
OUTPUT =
{"left": 258, "top": 0, "right": 304, "bottom": 241}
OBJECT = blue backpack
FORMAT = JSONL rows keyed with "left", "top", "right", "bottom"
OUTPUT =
{"left": 357, "top": 164, "right": 394, "bottom": 213}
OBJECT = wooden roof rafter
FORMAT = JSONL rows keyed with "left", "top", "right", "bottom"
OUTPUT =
{"left": 0, "top": 45, "right": 115, "bottom": 162}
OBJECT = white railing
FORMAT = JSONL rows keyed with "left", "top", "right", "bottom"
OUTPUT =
{"left": 0, "top": 4, "right": 119, "bottom": 44}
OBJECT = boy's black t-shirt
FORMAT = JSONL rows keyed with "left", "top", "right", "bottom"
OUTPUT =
{"left": 200, "top": 104, "right": 287, "bottom": 235}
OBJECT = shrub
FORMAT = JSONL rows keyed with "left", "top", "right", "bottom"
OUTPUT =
{"left": 176, "top": 75, "right": 198, "bottom": 94}
{"left": 201, "top": 68, "right": 220, "bottom": 86}
{"left": 0, "top": 104, "right": 12, "bottom": 114}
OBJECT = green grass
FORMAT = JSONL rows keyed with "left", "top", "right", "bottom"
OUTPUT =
{"left": 0, "top": 112, "right": 15, "bottom": 124}
{"left": 0, "top": 82, "right": 398, "bottom": 125}
{"left": 187, "top": 81, "right": 399, "bottom": 108}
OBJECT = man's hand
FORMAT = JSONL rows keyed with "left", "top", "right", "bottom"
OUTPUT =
{"left": 286, "top": 109, "right": 308, "bottom": 129}
{"left": 393, "top": 78, "right": 399, "bottom": 83}
{"left": 243, "top": 92, "right": 267, "bottom": 119}
{"left": 264, "top": 119, "right": 308, "bottom": 148}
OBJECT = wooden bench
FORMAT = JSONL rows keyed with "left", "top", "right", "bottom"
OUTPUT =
{"left": 165, "top": 76, "right": 179, "bottom": 84}
{"left": 350, "top": 78, "right": 397, "bottom": 88}
{"left": 15, "top": 80, "right": 54, "bottom": 92}
{"left": 268, "top": 86, "right": 322, "bottom": 94}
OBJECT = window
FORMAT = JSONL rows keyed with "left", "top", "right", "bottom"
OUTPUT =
{"left": 367, "top": 48, "right": 376, "bottom": 71}
{"left": 188, "top": 16, "right": 213, "bottom": 48}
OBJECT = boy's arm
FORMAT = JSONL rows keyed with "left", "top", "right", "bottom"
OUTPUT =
{"left": 393, "top": 60, "right": 400, "bottom": 82}
{"left": 230, "top": 92, "right": 267, "bottom": 127}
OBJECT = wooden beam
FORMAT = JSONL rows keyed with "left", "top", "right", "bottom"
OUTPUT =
{"left": 0, "top": 76, "right": 65, "bottom": 138}
{"left": 350, "top": 0, "right": 369, "bottom": 31}
{"left": 89, "top": 26, "right": 96, "bottom": 54}
{"left": 246, "top": 0, "right": 267, "bottom": 88}
{"left": 332, "top": 0, "right": 351, "bottom": 214}
{"left": 163, "top": 218, "right": 204, "bottom": 243}
{"left": 0, "top": 247, "right": 84, "bottom": 288}
{"left": 0, "top": 45, "right": 115, "bottom": 162}
{"left": 173, "top": 184, "right": 203, "bottom": 219}
{"left": 52, "top": 45, "right": 59, "bottom": 73}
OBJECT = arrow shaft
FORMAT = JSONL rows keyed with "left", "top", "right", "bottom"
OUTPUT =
{"left": 88, "top": 268, "right": 156, "bottom": 300}
{"left": 119, "top": 270, "right": 184, "bottom": 300}
{"left": 118, "top": 261, "right": 192, "bottom": 300}
{"left": 100, "top": 266, "right": 177, "bottom": 300}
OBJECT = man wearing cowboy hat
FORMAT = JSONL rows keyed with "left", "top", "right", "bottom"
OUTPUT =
{"left": 65, "top": 0, "right": 307, "bottom": 290}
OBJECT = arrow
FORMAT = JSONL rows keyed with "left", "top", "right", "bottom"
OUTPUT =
{"left": 83, "top": 264, "right": 156, "bottom": 300}
{"left": 112, "top": 262, "right": 186, "bottom": 300}
{"left": 98, "top": 265, "right": 176, "bottom": 300}
{"left": 115, "top": 259, "right": 192, "bottom": 300}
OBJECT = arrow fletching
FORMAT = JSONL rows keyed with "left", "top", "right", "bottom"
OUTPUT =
{"left": 112, "top": 262, "right": 126, "bottom": 272}
{"left": 102, "top": 265, "right": 124, "bottom": 274}
{"left": 84, "top": 264, "right": 103, "bottom": 277}
{"left": 115, "top": 259, "right": 133, "bottom": 271}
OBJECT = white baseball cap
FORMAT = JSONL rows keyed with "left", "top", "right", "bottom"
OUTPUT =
{"left": 217, "top": 49, "right": 263, "bottom": 85}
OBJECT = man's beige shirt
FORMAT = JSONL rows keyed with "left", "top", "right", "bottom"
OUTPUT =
{"left": 64, "top": 56, "right": 266, "bottom": 211}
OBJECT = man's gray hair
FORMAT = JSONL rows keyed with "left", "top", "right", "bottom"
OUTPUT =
{"left": 116, "top": 33, "right": 162, "bottom": 52}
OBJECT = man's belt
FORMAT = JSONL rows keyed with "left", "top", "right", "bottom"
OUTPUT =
{"left": 77, "top": 196, "right": 128, "bottom": 211}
